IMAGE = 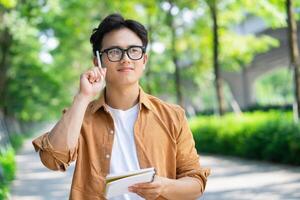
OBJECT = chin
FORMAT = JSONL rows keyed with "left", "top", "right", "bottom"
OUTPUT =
{"left": 107, "top": 79, "right": 138, "bottom": 87}
{"left": 107, "top": 73, "right": 142, "bottom": 86}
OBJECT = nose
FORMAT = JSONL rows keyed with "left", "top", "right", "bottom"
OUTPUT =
{"left": 120, "top": 51, "right": 131, "bottom": 63}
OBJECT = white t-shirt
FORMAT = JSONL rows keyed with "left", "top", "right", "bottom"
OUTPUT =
{"left": 107, "top": 104, "right": 144, "bottom": 200}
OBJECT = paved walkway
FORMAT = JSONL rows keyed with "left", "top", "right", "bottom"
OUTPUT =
{"left": 200, "top": 155, "right": 300, "bottom": 200}
{"left": 10, "top": 133, "right": 300, "bottom": 200}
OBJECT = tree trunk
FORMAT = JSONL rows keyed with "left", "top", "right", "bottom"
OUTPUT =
{"left": 286, "top": 0, "right": 300, "bottom": 122}
{"left": 144, "top": 12, "right": 155, "bottom": 95}
{"left": 173, "top": 54, "right": 183, "bottom": 107}
{"left": 0, "top": 27, "right": 12, "bottom": 115}
{"left": 209, "top": 0, "right": 226, "bottom": 116}
{"left": 167, "top": 4, "right": 184, "bottom": 107}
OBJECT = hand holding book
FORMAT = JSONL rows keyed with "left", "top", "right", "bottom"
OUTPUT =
{"left": 104, "top": 167, "right": 156, "bottom": 199}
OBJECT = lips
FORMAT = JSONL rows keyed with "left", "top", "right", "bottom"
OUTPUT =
{"left": 117, "top": 67, "right": 134, "bottom": 72}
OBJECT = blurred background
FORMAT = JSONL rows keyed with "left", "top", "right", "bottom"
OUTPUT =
{"left": 0, "top": 0, "right": 300, "bottom": 199}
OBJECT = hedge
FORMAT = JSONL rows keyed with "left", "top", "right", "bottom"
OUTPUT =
{"left": 190, "top": 111, "right": 300, "bottom": 165}
{"left": 0, "top": 133, "right": 26, "bottom": 200}
{"left": 0, "top": 147, "right": 16, "bottom": 200}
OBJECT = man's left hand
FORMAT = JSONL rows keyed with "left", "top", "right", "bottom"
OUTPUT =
{"left": 128, "top": 176, "right": 168, "bottom": 200}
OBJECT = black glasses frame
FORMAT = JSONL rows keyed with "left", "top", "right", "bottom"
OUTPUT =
{"left": 99, "top": 45, "right": 146, "bottom": 62}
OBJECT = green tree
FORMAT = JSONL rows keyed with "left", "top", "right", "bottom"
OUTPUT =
{"left": 206, "top": 0, "right": 226, "bottom": 115}
{"left": 286, "top": 0, "right": 300, "bottom": 122}
{"left": 1, "top": 0, "right": 296, "bottom": 121}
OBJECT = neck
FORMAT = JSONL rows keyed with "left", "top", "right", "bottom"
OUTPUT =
{"left": 105, "top": 84, "right": 140, "bottom": 110}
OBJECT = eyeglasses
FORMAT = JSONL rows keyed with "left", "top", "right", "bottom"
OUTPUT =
{"left": 100, "top": 45, "right": 146, "bottom": 62}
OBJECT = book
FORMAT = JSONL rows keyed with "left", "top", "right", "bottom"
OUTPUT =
{"left": 104, "top": 167, "right": 156, "bottom": 199}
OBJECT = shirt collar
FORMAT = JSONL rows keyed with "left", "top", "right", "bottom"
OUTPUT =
{"left": 90, "top": 86, "right": 152, "bottom": 114}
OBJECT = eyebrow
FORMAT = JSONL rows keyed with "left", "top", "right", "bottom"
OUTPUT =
{"left": 105, "top": 45, "right": 121, "bottom": 49}
{"left": 102, "top": 45, "right": 143, "bottom": 51}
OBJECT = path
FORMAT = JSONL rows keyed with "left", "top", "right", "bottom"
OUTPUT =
{"left": 10, "top": 133, "right": 300, "bottom": 200}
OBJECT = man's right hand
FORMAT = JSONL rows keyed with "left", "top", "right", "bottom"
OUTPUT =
{"left": 79, "top": 66, "right": 107, "bottom": 102}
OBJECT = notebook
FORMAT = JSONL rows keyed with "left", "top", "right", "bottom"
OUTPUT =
{"left": 104, "top": 167, "right": 156, "bottom": 199}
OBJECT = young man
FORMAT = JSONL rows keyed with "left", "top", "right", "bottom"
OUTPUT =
{"left": 33, "top": 14, "right": 209, "bottom": 200}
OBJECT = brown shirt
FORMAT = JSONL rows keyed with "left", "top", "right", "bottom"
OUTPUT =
{"left": 32, "top": 88, "right": 210, "bottom": 200}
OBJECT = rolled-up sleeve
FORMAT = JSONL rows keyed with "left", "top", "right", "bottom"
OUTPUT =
{"left": 32, "top": 133, "right": 78, "bottom": 171}
{"left": 175, "top": 107, "right": 210, "bottom": 192}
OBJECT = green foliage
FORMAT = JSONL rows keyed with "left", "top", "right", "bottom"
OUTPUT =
{"left": 0, "top": 2, "right": 65, "bottom": 121}
{"left": 0, "top": 0, "right": 298, "bottom": 120}
{"left": 9, "top": 134, "right": 24, "bottom": 152}
{"left": 0, "top": 0, "right": 16, "bottom": 8}
{"left": 221, "top": 33, "right": 279, "bottom": 71}
{"left": 0, "top": 147, "right": 15, "bottom": 182}
{"left": 255, "top": 68, "right": 293, "bottom": 105}
{"left": 0, "top": 146, "right": 16, "bottom": 200}
{"left": 0, "top": 130, "right": 33, "bottom": 199}
{"left": 190, "top": 111, "right": 300, "bottom": 165}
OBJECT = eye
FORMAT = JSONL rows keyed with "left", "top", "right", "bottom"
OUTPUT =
{"left": 129, "top": 47, "right": 142, "bottom": 54}
{"left": 108, "top": 48, "right": 122, "bottom": 56}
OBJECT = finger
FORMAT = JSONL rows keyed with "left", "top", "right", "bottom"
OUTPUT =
{"left": 134, "top": 189, "right": 158, "bottom": 200}
{"left": 92, "top": 69, "right": 98, "bottom": 81}
{"left": 85, "top": 70, "right": 95, "bottom": 83}
{"left": 92, "top": 67, "right": 101, "bottom": 82}
{"left": 142, "top": 194, "right": 158, "bottom": 200}
{"left": 135, "top": 188, "right": 158, "bottom": 195}
{"left": 97, "top": 59, "right": 102, "bottom": 69}
{"left": 99, "top": 68, "right": 106, "bottom": 82}
{"left": 99, "top": 74, "right": 104, "bottom": 82}
{"left": 132, "top": 183, "right": 159, "bottom": 189}
{"left": 99, "top": 67, "right": 107, "bottom": 78}
{"left": 130, "top": 186, "right": 158, "bottom": 198}
{"left": 90, "top": 69, "right": 98, "bottom": 83}
{"left": 135, "top": 191, "right": 145, "bottom": 198}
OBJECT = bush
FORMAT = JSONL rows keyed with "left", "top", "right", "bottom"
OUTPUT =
{"left": 0, "top": 131, "right": 32, "bottom": 200}
{"left": 0, "top": 147, "right": 16, "bottom": 200}
{"left": 190, "top": 111, "right": 300, "bottom": 165}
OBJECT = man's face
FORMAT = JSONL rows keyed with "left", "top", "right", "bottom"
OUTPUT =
{"left": 98, "top": 28, "right": 147, "bottom": 87}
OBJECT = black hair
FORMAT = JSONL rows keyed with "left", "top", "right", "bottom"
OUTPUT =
{"left": 90, "top": 13, "right": 148, "bottom": 56}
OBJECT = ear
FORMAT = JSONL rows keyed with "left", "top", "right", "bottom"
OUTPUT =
{"left": 142, "top": 54, "right": 148, "bottom": 67}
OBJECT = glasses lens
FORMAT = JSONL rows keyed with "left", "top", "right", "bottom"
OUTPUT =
{"left": 128, "top": 47, "right": 143, "bottom": 60}
{"left": 107, "top": 48, "right": 122, "bottom": 61}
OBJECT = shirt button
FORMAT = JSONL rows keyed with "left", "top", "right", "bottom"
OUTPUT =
{"left": 110, "top": 130, "right": 114, "bottom": 135}
{"left": 106, "top": 154, "right": 110, "bottom": 159}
